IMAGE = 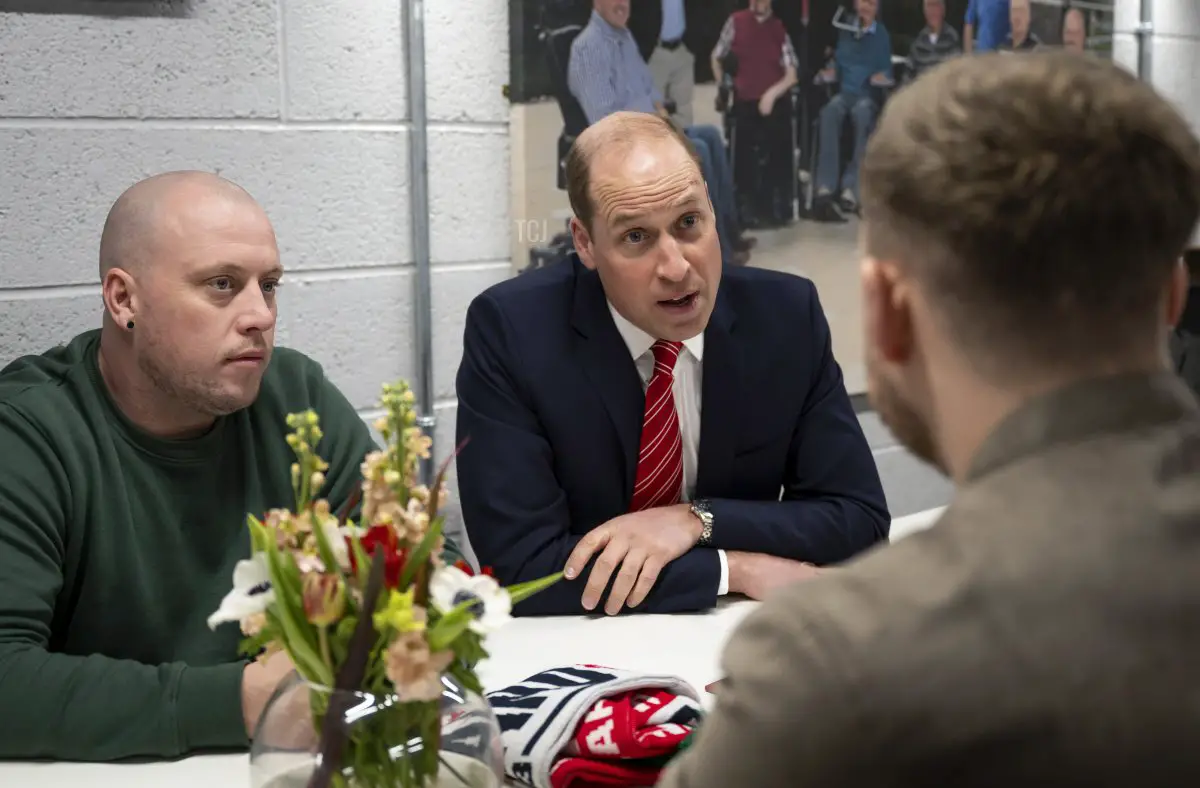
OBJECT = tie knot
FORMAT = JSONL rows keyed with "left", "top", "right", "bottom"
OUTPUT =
{"left": 651, "top": 340, "right": 683, "bottom": 372}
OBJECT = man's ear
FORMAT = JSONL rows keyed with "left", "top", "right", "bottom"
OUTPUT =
{"left": 101, "top": 268, "right": 138, "bottom": 328}
{"left": 861, "top": 256, "right": 914, "bottom": 365}
{"left": 570, "top": 217, "right": 597, "bottom": 270}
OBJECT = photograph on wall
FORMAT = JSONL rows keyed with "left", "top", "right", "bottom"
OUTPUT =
{"left": 505, "top": 0, "right": 1115, "bottom": 397}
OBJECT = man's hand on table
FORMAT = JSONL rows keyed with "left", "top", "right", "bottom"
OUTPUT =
{"left": 726, "top": 551, "right": 824, "bottom": 600}
{"left": 241, "top": 648, "right": 298, "bottom": 738}
{"left": 564, "top": 504, "right": 702, "bottom": 615}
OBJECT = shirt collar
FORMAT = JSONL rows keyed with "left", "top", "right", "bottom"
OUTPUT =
{"left": 860, "top": 19, "right": 878, "bottom": 34}
{"left": 607, "top": 301, "right": 705, "bottom": 364}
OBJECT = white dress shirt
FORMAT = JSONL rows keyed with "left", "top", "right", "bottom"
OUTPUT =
{"left": 608, "top": 303, "right": 730, "bottom": 596}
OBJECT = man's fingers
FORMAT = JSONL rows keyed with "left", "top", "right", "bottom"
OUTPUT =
{"left": 565, "top": 527, "right": 611, "bottom": 580}
{"left": 582, "top": 538, "right": 629, "bottom": 612}
{"left": 625, "top": 554, "right": 664, "bottom": 610}
{"left": 604, "top": 549, "right": 647, "bottom": 616}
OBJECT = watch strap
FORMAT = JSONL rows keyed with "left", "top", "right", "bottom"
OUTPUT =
{"left": 690, "top": 498, "right": 714, "bottom": 547}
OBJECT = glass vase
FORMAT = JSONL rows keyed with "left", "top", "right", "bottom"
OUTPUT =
{"left": 249, "top": 670, "right": 504, "bottom": 788}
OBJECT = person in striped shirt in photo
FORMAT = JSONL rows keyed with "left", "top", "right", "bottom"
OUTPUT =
{"left": 907, "top": 0, "right": 962, "bottom": 82}
{"left": 999, "top": 0, "right": 1041, "bottom": 52}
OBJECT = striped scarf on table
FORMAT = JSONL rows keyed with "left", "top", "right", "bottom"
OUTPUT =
{"left": 485, "top": 664, "right": 703, "bottom": 788}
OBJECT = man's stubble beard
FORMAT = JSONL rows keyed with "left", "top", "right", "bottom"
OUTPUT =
{"left": 867, "top": 357, "right": 946, "bottom": 475}
{"left": 137, "top": 332, "right": 260, "bottom": 419}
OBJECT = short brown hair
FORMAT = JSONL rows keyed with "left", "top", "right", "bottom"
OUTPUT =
{"left": 861, "top": 51, "right": 1200, "bottom": 379}
{"left": 564, "top": 113, "right": 701, "bottom": 234}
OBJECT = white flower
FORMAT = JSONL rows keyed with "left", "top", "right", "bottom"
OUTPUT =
{"left": 298, "top": 521, "right": 353, "bottom": 575}
{"left": 207, "top": 554, "right": 275, "bottom": 630}
{"left": 325, "top": 520, "right": 352, "bottom": 571}
{"left": 429, "top": 565, "right": 512, "bottom": 635}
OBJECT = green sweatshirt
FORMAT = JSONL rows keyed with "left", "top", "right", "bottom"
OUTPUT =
{"left": 0, "top": 330, "right": 459, "bottom": 761}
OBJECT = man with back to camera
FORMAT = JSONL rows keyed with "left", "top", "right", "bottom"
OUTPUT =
{"left": 0, "top": 171, "right": 461, "bottom": 762}
{"left": 659, "top": 50, "right": 1200, "bottom": 787}
{"left": 568, "top": 0, "right": 755, "bottom": 266}
{"left": 453, "top": 111, "right": 889, "bottom": 618}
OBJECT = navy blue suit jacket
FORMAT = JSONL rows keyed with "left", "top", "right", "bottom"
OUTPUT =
{"left": 454, "top": 257, "right": 889, "bottom": 616}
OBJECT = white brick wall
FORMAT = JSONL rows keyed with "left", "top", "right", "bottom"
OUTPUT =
{"left": 1112, "top": 0, "right": 1200, "bottom": 245}
{"left": 0, "top": 0, "right": 514, "bottom": 555}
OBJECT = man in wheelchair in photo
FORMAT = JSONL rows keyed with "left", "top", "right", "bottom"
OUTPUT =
{"left": 712, "top": 0, "right": 800, "bottom": 230}
{"left": 810, "top": 0, "right": 894, "bottom": 223}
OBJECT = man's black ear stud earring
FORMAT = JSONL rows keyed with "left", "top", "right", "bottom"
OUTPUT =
{"left": 126, "top": 320, "right": 135, "bottom": 329}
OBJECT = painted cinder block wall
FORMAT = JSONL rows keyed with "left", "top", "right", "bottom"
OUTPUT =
{"left": 0, "top": 0, "right": 515, "bottom": 561}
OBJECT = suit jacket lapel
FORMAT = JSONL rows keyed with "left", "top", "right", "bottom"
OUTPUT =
{"left": 570, "top": 261, "right": 645, "bottom": 499}
{"left": 696, "top": 289, "right": 740, "bottom": 497}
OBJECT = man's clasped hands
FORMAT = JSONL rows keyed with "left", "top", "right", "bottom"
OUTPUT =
{"left": 563, "top": 504, "right": 823, "bottom": 616}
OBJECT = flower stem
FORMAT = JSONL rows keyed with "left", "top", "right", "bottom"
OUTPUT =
{"left": 319, "top": 625, "right": 332, "bottom": 672}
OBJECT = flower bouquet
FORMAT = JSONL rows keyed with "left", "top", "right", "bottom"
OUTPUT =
{"left": 208, "top": 381, "right": 561, "bottom": 788}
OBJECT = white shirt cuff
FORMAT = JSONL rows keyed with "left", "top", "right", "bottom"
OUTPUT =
{"left": 717, "top": 549, "right": 729, "bottom": 596}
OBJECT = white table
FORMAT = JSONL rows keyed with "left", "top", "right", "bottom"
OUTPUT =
{"left": 889, "top": 505, "right": 945, "bottom": 540}
{"left": 0, "top": 507, "right": 946, "bottom": 787}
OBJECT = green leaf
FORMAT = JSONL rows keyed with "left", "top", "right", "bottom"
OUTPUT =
{"left": 334, "top": 615, "right": 358, "bottom": 642}
{"left": 247, "top": 514, "right": 269, "bottom": 553}
{"left": 348, "top": 530, "right": 372, "bottom": 589}
{"left": 237, "top": 629, "right": 274, "bottom": 660}
{"left": 505, "top": 571, "right": 564, "bottom": 605}
{"left": 446, "top": 660, "right": 484, "bottom": 697}
{"left": 425, "top": 598, "right": 476, "bottom": 651}
{"left": 264, "top": 608, "right": 326, "bottom": 685}
{"left": 310, "top": 508, "right": 346, "bottom": 581}
{"left": 262, "top": 541, "right": 331, "bottom": 685}
{"left": 397, "top": 516, "right": 444, "bottom": 589}
{"left": 330, "top": 615, "right": 359, "bottom": 665}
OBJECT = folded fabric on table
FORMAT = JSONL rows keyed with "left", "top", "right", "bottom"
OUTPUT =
{"left": 486, "top": 664, "right": 703, "bottom": 788}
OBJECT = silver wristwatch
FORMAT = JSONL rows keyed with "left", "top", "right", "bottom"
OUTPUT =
{"left": 690, "top": 498, "right": 714, "bottom": 547}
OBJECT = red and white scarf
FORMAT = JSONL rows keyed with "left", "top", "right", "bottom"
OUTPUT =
{"left": 486, "top": 664, "right": 703, "bottom": 788}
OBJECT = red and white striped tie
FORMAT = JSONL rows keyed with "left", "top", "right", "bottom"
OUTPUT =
{"left": 629, "top": 340, "right": 684, "bottom": 512}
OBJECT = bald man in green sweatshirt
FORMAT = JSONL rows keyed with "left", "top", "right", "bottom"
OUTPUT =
{"left": 0, "top": 171, "right": 460, "bottom": 761}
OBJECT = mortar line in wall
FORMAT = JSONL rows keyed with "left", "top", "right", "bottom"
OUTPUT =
{"left": 0, "top": 118, "right": 507, "bottom": 133}
{"left": 0, "top": 260, "right": 514, "bottom": 300}
{"left": 428, "top": 259, "right": 513, "bottom": 274}
{"left": 288, "top": 260, "right": 511, "bottom": 280}
{"left": 0, "top": 283, "right": 99, "bottom": 300}
{"left": 283, "top": 260, "right": 510, "bottom": 283}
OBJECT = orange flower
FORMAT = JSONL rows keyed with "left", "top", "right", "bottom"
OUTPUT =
{"left": 384, "top": 631, "right": 454, "bottom": 702}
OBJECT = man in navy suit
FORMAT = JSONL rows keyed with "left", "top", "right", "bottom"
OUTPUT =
{"left": 455, "top": 111, "right": 889, "bottom": 617}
